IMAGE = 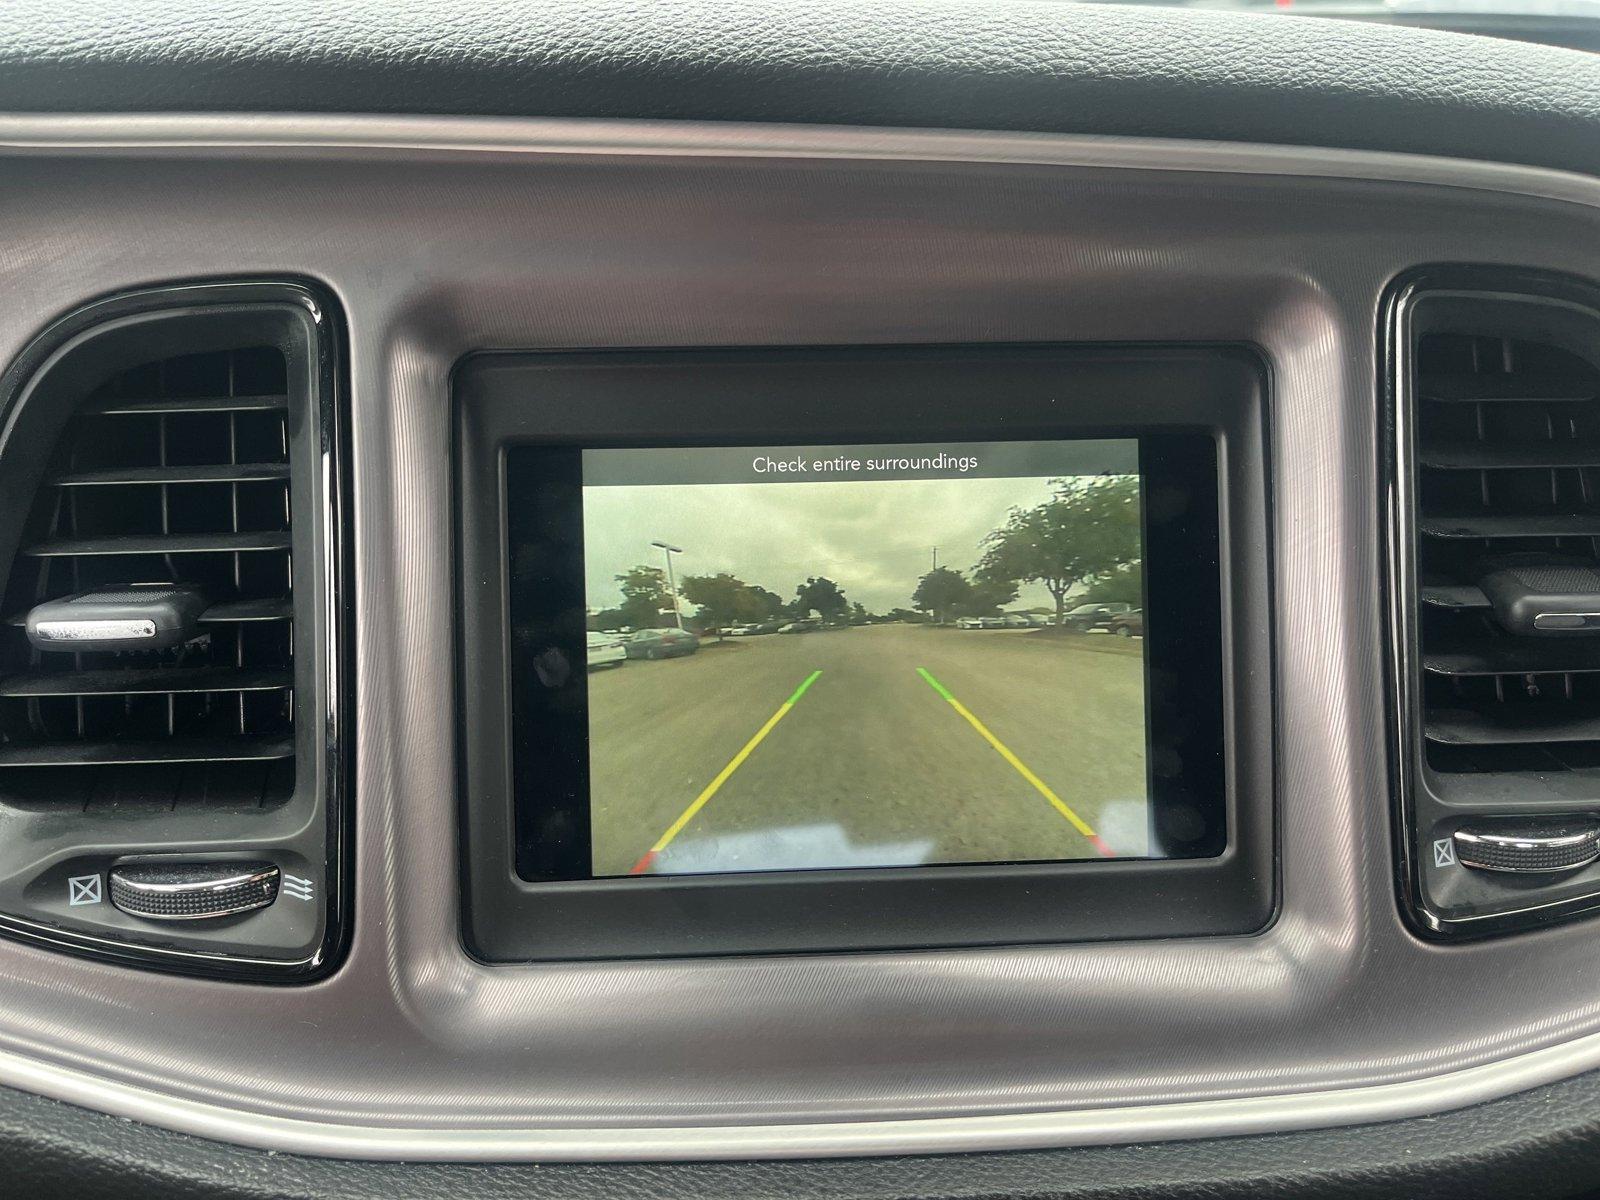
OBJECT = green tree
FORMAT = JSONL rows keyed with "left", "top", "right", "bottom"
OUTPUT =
{"left": 911, "top": 566, "right": 971, "bottom": 624}
{"left": 1080, "top": 562, "right": 1144, "bottom": 606}
{"left": 681, "top": 573, "right": 745, "bottom": 635}
{"left": 590, "top": 607, "right": 628, "bottom": 631}
{"left": 976, "top": 476, "right": 1142, "bottom": 625}
{"left": 886, "top": 607, "right": 926, "bottom": 624}
{"left": 795, "top": 576, "right": 849, "bottom": 620}
{"left": 738, "top": 585, "right": 785, "bottom": 622}
{"left": 614, "top": 564, "right": 673, "bottom": 630}
{"left": 955, "top": 577, "right": 1019, "bottom": 619}
{"left": 850, "top": 601, "right": 870, "bottom": 624}
{"left": 681, "top": 574, "right": 786, "bottom": 634}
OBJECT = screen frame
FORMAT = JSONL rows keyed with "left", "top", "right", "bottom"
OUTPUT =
{"left": 456, "top": 346, "right": 1274, "bottom": 960}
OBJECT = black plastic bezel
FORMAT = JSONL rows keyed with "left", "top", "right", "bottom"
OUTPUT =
{"left": 457, "top": 346, "right": 1275, "bottom": 960}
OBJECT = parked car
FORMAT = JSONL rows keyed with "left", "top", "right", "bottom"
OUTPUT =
{"left": 624, "top": 628, "right": 700, "bottom": 659}
{"left": 1106, "top": 609, "right": 1144, "bottom": 638}
{"left": 956, "top": 616, "right": 985, "bottom": 629}
{"left": 724, "top": 624, "right": 758, "bottom": 637}
{"left": 585, "top": 631, "right": 627, "bottom": 669}
{"left": 777, "top": 619, "right": 820, "bottom": 634}
{"left": 1060, "top": 602, "right": 1135, "bottom": 632}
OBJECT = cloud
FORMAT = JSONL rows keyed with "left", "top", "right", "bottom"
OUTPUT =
{"left": 583, "top": 475, "right": 1070, "bottom": 613}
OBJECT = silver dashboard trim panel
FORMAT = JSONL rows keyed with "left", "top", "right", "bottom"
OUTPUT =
{"left": 2, "top": 113, "right": 1600, "bottom": 1160}
{"left": 0, "top": 112, "right": 1598, "bottom": 210}
{"left": 7, "top": 1023, "right": 1600, "bottom": 1160}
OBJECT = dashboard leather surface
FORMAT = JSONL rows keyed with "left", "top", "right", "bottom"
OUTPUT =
{"left": 4, "top": 0, "right": 1600, "bottom": 178}
{"left": 8, "top": 1071, "right": 1600, "bottom": 1200}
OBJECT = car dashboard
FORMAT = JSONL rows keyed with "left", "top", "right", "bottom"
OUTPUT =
{"left": 4, "top": 4, "right": 1600, "bottom": 1198}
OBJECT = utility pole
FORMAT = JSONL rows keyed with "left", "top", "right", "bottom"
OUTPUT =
{"left": 931, "top": 546, "right": 939, "bottom": 572}
{"left": 650, "top": 540, "right": 685, "bottom": 629}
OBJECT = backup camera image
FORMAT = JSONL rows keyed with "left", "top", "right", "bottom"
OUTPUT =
{"left": 581, "top": 439, "right": 1150, "bottom": 877}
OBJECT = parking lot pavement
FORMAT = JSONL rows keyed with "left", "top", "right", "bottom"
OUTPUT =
{"left": 586, "top": 624, "right": 1148, "bottom": 876}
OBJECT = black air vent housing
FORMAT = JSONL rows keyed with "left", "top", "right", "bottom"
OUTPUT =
{"left": 0, "top": 282, "right": 348, "bottom": 980}
{"left": 1391, "top": 268, "right": 1600, "bottom": 937}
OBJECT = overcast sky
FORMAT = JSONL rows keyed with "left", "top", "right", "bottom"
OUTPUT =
{"left": 583, "top": 475, "right": 1085, "bottom": 614}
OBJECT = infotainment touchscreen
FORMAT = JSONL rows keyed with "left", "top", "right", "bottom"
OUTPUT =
{"left": 498, "top": 425, "right": 1234, "bottom": 886}
{"left": 577, "top": 439, "right": 1149, "bottom": 877}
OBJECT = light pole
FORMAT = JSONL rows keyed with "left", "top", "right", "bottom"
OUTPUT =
{"left": 651, "top": 540, "right": 684, "bottom": 629}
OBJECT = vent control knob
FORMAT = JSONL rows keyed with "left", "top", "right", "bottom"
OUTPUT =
{"left": 1452, "top": 824, "right": 1600, "bottom": 874}
{"left": 108, "top": 862, "right": 279, "bottom": 922}
{"left": 26, "top": 586, "right": 208, "bottom": 652}
{"left": 1480, "top": 564, "right": 1600, "bottom": 636}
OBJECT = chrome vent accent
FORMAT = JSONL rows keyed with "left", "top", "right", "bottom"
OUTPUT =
{"left": 1413, "top": 314, "right": 1600, "bottom": 774}
{"left": 0, "top": 348, "right": 296, "bottom": 807}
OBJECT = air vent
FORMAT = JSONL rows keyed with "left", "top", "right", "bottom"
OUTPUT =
{"left": 1393, "top": 270, "right": 1600, "bottom": 937}
{"left": 0, "top": 282, "right": 346, "bottom": 980}
{"left": 1413, "top": 322, "right": 1600, "bottom": 773}
{"left": 0, "top": 348, "right": 296, "bottom": 804}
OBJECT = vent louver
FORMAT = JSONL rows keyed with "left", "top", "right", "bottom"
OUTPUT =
{"left": 1413, "top": 315, "right": 1600, "bottom": 773}
{"left": 0, "top": 348, "right": 297, "bottom": 806}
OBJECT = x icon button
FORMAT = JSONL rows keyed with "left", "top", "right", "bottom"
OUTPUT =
{"left": 68, "top": 874, "right": 101, "bottom": 906}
